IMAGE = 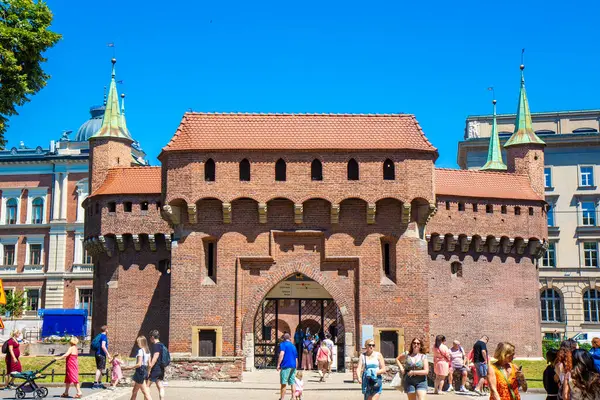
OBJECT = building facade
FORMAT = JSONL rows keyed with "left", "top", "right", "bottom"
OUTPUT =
{"left": 86, "top": 60, "right": 548, "bottom": 369}
{"left": 459, "top": 107, "right": 600, "bottom": 338}
{"left": 0, "top": 88, "right": 146, "bottom": 332}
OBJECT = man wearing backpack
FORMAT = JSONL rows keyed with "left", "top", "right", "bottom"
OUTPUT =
{"left": 92, "top": 325, "right": 111, "bottom": 389}
{"left": 148, "top": 329, "right": 169, "bottom": 400}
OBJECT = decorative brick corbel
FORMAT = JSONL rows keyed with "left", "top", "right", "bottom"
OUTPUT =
{"left": 98, "top": 235, "right": 112, "bottom": 257}
{"left": 532, "top": 240, "right": 548, "bottom": 259}
{"left": 115, "top": 234, "right": 125, "bottom": 252}
{"left": 162, "top": 205, "right": 181, "bottom": 225}
{"left": 473, "top": 236, "right": 485, "bottom": 253}
{"left": 164, "top": 234, "right": 172, "bottom": 251}
{"left": 445, "top": 235, "right": 457, "bottom": 252}
{"left": 294, "top": 204, "right": 304, "bottom": 224}
{"left": 222, "top": 203, "right": 232, "bottom": 224}
{"left": 501, "top": 237, "right": 513, "bottom": 254}
{"left": 459, "top": 236, "right": 471, "bottom": 253}
{"left": 367, "top": 203, "right": 376, "bottom": 224}
{"left": 149, "top": 235, "right": 157, "bottom": 252}
{"left": 426, "top": 202, "right": 437, "bottom": 224}
{"left": 132, "top": 234, "right": 141, "bottom": 251}
{"left": 330, "top": 204, "right": 340, "bottom": 224}
{"left": 258, "top": 203, "right": 267, "bottom": 224}
{"left": 430, "top": 234, "right": 443, "bottom": 252}
{"left": 401, "top": 204, "right": 411, "bottom": 224}
{"left": 188, "top": 205, "right": 197, "bottom": 224}
{"left": 487, "top": 237, "right": 499, "bottom": 253}
{"left": 514, "top": 238, "right": 527, "bottom": 255}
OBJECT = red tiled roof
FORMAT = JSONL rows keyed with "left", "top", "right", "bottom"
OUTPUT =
{"left": 162, "top": 113, "right": 437, "bottom": 153}
{"left": 91, "top": 167, "right": 161, "bottom": 196}
{"left": 435, "top": 168, "right": 542, "bottom": 201}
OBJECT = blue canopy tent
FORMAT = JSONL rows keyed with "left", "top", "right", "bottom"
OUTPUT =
{"left": 38, "top": 309, "right": 88, "bottom": 338}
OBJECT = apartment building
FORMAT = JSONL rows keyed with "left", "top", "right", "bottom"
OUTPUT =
{"left": 458, "top": 109, "right": 600, "bottom": 338}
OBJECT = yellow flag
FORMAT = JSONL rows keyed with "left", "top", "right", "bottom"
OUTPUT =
{"left": 0, "top": 279, "right": 6, "bottom": 305}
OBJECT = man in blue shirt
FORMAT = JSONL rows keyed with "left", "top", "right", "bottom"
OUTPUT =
{"left": 277, "top": 333, "right": 298, "bottom": 400}
{"left": 93, "top": 325, "right": 111, "bottom": 389}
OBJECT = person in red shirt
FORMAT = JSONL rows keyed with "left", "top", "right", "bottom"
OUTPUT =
{"left": 5, "top": 330, "right": 22, "bottom": 389}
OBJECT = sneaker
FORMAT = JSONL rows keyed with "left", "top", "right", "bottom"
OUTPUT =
{"left": 460, "top": 386, "right": 468, "bottom": 393}
{"left": 91, "top": 383, "right": 99, "bottom": 389}
{"left": 473, "top": 389, "right": 482, "bottom": 396}
{"left": 446, "top": 386, "right": 455, "bottom": 392}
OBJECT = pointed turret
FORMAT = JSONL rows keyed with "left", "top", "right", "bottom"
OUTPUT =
{"left": 481, "top": 99, "right": 507, "bottom": 171}
{"left": 504, "top": 65, "right": 545, "bottom": 148}
{"left": 90, "top": 59, "right": 132, "bottom": 142}
{"left": 120, "top": 93, "right": 131, "bottom": 138}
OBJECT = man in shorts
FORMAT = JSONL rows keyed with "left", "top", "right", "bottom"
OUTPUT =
{"left": 93, "top": 325, "right": 111, "bottom": 389}
{"left": 472, "top": 335, "right": 489, "bottom": 396}
{"left": 323, "top": 333, "right": 335, "bottom": 375}
{"left": 148, "top": 329, "right": 166, "bottom": 400}
{"left": 276, "top": 333, "right": 298, "bottom": 400}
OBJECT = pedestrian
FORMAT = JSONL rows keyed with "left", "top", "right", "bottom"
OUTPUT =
{"left": 487, "top": 342, "right": 527, "bottom": 400}
{"left": 4, "top": 329, "right": 22, "bottom": 389}
{"left": 568, "top": 349, "right": 600, "bottom": 400}
{"left": 293, "top": 370, "right": 304, "bottom": 400}
{"left": 397, "top": 338, "right": 429, "bottom": 400}
{"left": 357, "top": 339, "right": 385, "bottom": 400}
{"left": 301, "top": 335, "right": 313, "bottom": 371}
{"left": 590, "top": 337, "right": 600, "bottom": 373}
{"left": 555, "top": 339, "right": 578, "bottom": 400}
{"left": 323, "top": 333, "right": 334, "bottom": 375}
{"left": 147, "top": 330, "right": 167, "bottom": 400}
{"left": 276, "top": 333, "right": 298, "bottom": 400}
{"left": 433, "top": 334, "right": 451, "bottom": 394}
{"left": 109, "top": 353, "right": 123, "bottom": 389}
{"left": 92, "top": 325, "right": 111, "bottom": 389}
{"left": 472, "top": 335, "right": 490, "bottom": 396}
{"left": 316, "top": 341, "right": 331, "bottom": 382}
{"left": 123, "top": 336, "right": 153, "bottom": 400}
{"left": 448, "top": 340, "right": 469, "bottom": 393}
{"left": 55, "top": 336, "right": 82, "bottom": 398}
{"left": 543, "top": 349, "right": 559, "bottom": 400}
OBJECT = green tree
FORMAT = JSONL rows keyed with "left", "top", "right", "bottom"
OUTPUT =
{"left": 0, "top": 289, "right": 27, "bottom": 319}
{"left": 0, "top": 0, "right": 61, "bottom": 145}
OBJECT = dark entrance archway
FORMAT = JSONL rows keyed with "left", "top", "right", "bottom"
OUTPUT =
{"left": 253, "top": 274, "right": 345, "bottom": 371}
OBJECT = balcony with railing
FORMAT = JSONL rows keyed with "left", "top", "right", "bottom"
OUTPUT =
{"left": 23, "top": 265, "right": 44, "bottom": 274}
{"left": 71, "top": 264, "right": 94, "bottom": 274}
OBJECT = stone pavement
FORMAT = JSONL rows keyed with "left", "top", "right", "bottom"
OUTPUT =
{"left": 0, "top": 385, "right": 103, "bottom": 399}
{"left": 107, "top": 370, "right": 546, "bottom": 400}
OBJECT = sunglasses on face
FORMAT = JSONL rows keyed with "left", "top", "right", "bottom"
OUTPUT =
{"left": 367, "top": 344, "right": 375, "bottom": 347}
{"left": 412, "top": 342, "right": 421, "bottom": 346}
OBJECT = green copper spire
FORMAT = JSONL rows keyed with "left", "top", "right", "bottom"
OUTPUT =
{"left": 504, "top": 64, "right": 545, "bottom": 148}
{"left": 90, "top": 59, "right": 132, "bottom": 142}
{"left": 481, "top": 99, "right": 507, "bottom": 171}
{"left": 120, "top": 93, "right": 131, "bottom": 138}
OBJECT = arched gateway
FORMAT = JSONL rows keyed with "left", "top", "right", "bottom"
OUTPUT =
{"left": 253, "top": 274, "right": 346, "bottom": 371}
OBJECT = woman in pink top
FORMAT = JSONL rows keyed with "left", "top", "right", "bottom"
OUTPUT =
{"left": 433, "top": 335, "right": 451, "bottom": 394}
{"left": 55, "top": 337, "right": 82, "bottom": 398}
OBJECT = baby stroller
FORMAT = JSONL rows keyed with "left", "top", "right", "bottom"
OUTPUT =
{"left": 11, "top": 359, "right": 55, "bottom": 399}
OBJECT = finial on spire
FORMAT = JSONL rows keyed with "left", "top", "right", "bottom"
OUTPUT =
{"left": 120, "top": 93, "right": 126, "bottom": 114}
{"left": 111, "top": 58, "right": 116, "bottom": 78}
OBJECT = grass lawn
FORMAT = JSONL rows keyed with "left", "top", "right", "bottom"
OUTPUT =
{"left": 1, "top": 356, "right": 133, "bottom": 384}
{"left": 514, "top": 360, "right": 547, "bottom": 389}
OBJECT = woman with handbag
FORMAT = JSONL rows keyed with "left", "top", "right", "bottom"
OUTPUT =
{"left": 397, "top": 338, "right": 429, "bottom": 400}
{"left": 357, "top": 339, "right": 386, "bottom": 400}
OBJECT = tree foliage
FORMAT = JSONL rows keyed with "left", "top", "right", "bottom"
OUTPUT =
{"left": 0, "top": 0, "right": 61, "bottom": 146}
{"left": 0, "top": 289, "right": 27, "bottom": 319}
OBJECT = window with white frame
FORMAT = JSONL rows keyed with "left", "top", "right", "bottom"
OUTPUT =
{"left": 580, "top": 166, "right": 595, "bottom": 187}
{"left": 0, "top": 189, "right": 22, "bottom": 226}
{"left": 541, "top": 288, "right": 562, "bottom": 322}
{"left": 6, "top": 198, "right": 17, "bottom": 225}
{"left": 584, "top": 242, "right": 599, "bottom": 267}
{"left": 544, "top": 167, "right": 552, "bottom": 188}
{"left": 582, "top": 201, "right": 597, "bottom": 226}
{"left": 547, "top": 203, "right": 555, "bottom": 227}
{"left": 26, "top": 188, "right": 47, "bottom": 225}
{"left": 25, "top": 288, "right": 40, "bottom": 311}
{"left": 3, "top": 245, "right": 15, "bottom": 265}
{"left": 77, "top": 288, "right": 93, "bottom": 316}
{"left": 32, "top": 198, "right": 43, "bottom": 224}
{"left": 0, "top": 237, "right": 18, "bottom": 266}
{"left": 583, "top": 289, "right": 600, "bottom": 323}
{"left": 542, "top": 242, "right": 556, "bottom": 267}
{"left": 25, "top": 237, "right": 44, "bottom": 266}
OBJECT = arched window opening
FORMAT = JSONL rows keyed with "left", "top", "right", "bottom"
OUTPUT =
{"left": 32, "top": 198, "right": 43, "bottom": 224}
{"left": 347, "top": 159, "right": 359, "bottom": 181}
{"left": 311, "top": 159, "right": 323, "bottom": 181}
{"left": 239, "top": 159, "right": 251, "bottom": 181}
{"left": 275, "top": 159, "right": 286, "bottom": 181}
{"left": 450, "top": 262, "right": 463, "bottom": 278}
{"left": 204, "top": 158, "right": 215, "bottom": 182}
{"left": 381, "top": 239, "right": 396, "bottom": 283}
{"left": 584, "top": 289, "right": 600, "bottom": 323}
{"left": 383, "top": 159, "right": 395, "bottom": 180}
{"left": 204, "top": 240, "right": 217, "bottom": 283}
{"left": 541, "top": 289, "right": 562, "bottom": 322}
{"left": 6, "top": 198, "right": 17, "bottom": 224}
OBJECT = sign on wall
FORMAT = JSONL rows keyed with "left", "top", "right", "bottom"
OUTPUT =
{"left": 266, "top": 279, "right": 332, "bottom": 299}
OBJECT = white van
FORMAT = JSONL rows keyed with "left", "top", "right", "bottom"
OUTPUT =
{"left": 571, "top": 332, "right": 600, "bottom": 345}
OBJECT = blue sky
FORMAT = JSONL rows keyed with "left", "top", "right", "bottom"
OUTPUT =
{"left": 6, "top": 0, "right": 600, "bottom": 167}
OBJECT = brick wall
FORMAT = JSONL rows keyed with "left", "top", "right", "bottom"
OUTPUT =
{"left": 89, "top": 138, "right": 133, "bottom": 195}
{"left": 507, "top": 145, "right": 546, "bottom": 197}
